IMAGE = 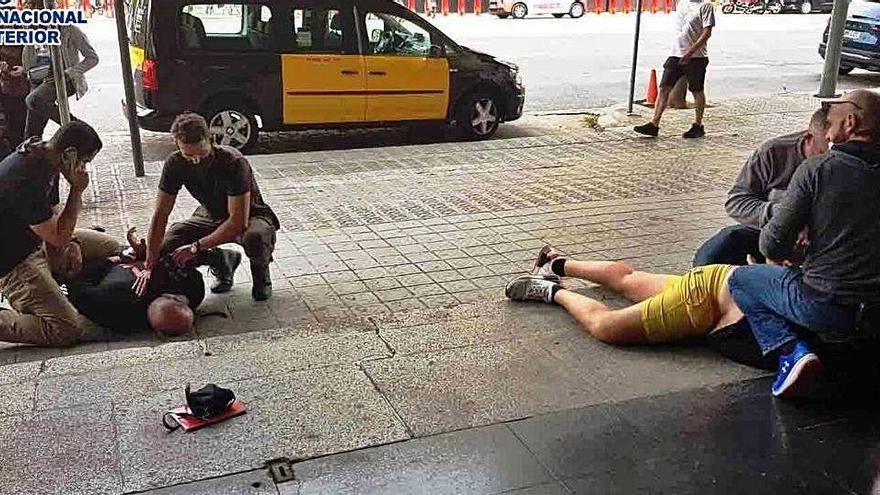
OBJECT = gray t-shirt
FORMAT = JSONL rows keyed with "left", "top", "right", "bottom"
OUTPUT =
{"left": 672, "top": 0, "right": 716, "bottom": 57}
{"left": 725, "top": 132, "right": 806, "bottom": 229}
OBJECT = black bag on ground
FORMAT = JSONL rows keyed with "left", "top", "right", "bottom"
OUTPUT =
{"left": 186, "top": 383, "right": 235, "bottom": 419}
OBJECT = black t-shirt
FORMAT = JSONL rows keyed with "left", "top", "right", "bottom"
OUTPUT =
{"left": 158, "top": 145, "right": 280, "bottom": 229}
{"left": 66, "top": 260, "right": 206, "bottom": 332}
{"left": 0, "top": 138, "right": 60, "bottom": 276}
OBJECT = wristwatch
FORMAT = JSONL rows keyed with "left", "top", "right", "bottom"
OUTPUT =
{"left": 189, "top": 240, "right": 202, "bottom": 255}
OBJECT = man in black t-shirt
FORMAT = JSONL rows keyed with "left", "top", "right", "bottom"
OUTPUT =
{"left": 63, "top": 255, "right": 205, "bottom": 335}
{"left": 0, "top": 122, "right": 102, "bottom": 347}
{"left": 139, "top": 113, "right": 279, "bottom": 301}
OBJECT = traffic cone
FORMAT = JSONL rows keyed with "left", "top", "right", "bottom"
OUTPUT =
{"left": 645, "top": 69, "right": 658, "bottom": 107}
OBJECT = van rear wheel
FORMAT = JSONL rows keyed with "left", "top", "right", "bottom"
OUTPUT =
{"left": 206, "top": 105, "right": 259, "bottom": 152}
{"left": 457, "top": 93, "right": 501, "bottom": 140}
{"left": 569, "top": 2, "right": 585, "bottom": 17}
{"left": 511, "top": 2, "right": 528, "bottom": 18}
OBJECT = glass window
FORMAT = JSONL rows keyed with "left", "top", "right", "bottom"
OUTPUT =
{"left": 291, "top": 8, "right": 345, "bottom": 54}
{"left": 364, "top": 12, "right": 432, "bottom": 57}
{"left": 181, "top": 4, "right": 245, "bottom": 35}
{"left": 178, "top": 3, "right": 276, "bottom": 51}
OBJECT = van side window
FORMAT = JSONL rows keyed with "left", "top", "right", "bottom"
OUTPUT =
{"left": 178, "top": 3, "right": 277, "bottom": 51}
{"left": 290, "top": 8, "right": 346, "bottom": 54}
{"left": 363, "top": 12, "right": 432, "bottom": 57}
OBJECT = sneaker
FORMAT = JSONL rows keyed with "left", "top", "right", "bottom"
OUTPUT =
{"left": 505, "top": 275, "right": 560, "bottom": 304}
{"left": 772, "top": 341, "right": 823, "bottom": 398}
{"left": 209, "top": 249, "right": 242, "bottom": 294}
{"left": 682, "top": 123, "right": 706, "bottom": 139}
{"left": 633, "top": 122, "right": 659, "bottom": 137}
{"left": 531, "top": 245, "right": 560, "bottom": 282}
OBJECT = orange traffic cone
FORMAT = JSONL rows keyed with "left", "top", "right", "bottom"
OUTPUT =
{"left": 645, "top": 69, "right": 658, "bottom": 107}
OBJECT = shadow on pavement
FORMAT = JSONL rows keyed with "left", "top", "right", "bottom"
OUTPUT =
{"left": 138, "top": 123, "right": 546, "bottom": 162}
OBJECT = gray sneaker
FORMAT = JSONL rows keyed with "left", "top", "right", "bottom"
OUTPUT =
{"left": 505, "top": 275, "right": 560, "bottom": 304}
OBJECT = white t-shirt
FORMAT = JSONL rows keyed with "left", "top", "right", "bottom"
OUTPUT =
{"left": 672, "top": 0, "right": 716, "bottom": 57}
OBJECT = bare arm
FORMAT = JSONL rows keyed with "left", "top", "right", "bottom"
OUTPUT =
{"left": 198, "top": 193, "right": 251, "bottom": 250}
{"left": 145, "top": 191, "right": 177, "bottom": 269}
{"left": 30, "top": 189, "right": 82, "bottom": 248}
{"left": 683, "top": 27, "right": 713, "bottom": 59}
{"left": 29, "top": 164, "right": 89, "bottom": 248}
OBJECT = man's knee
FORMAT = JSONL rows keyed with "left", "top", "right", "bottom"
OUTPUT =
{"left": 241, "top": 224, "right": 275, "bottom": 262}
{"left": 24, "top": 90, "right": 49, "bottom": 113}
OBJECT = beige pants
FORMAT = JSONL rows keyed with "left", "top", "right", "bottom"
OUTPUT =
{"left": 0, "top": 248, "right": 89, "bottom": 347}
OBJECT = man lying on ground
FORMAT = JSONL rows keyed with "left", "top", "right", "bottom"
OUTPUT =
{"left": 505, "top": 245, "right": 803, "bottom": 398}
{"left": 51, "top": 229, "right": 205, "bottom": 336}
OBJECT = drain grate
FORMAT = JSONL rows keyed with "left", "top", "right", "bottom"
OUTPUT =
{"left": 267, "top": 459, "right": 296, "bottom": 483}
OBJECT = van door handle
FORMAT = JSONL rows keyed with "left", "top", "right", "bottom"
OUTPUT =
{"left": 369, "top": 71, "right": 387, "bottom": 76}
{"left": 341, "top": 69, "right": 359, "bottom": 75}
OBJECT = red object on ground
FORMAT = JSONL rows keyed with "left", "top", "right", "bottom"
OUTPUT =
{"left": 458, "top": 0, "right": 465, "bottom": 15}
{"left": 442, "top": 0, "right": 449, "bottom": 15}
{"left": 622, "top": 0, "right": 630, "bottom": 12}
{"left": 594, "top": 0, "right": 601, "bottom": 14}
{"left": 650, "top": 0, "right": 658, "bottom": 13}
{"left": 646, "top": 69, "right": 658, "bottom": 106}
{"left": 610, "top": 0, "right": 616, "bottom": 13}
{"left": 664, "top": 0, "right": 672, "bottom": 12}
{"left": 474, "top": 0, "right": 481, "bottom": 14}
{"left": 164, "top": 400, "right": 248, "bottom": 432}
{"left": 408, "top": 0, "right": 415, "bottom": 10}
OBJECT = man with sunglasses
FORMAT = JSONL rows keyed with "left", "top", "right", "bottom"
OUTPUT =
{"left": 138, "top": 113, "right": 279, "bottom": 301}
{"left": 727, "top": 90, "right": 880, "bottom": 397}
{"left": 0, "top": 121, "right": 102, "bottom": 347}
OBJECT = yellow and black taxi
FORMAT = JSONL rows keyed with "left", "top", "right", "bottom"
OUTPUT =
{"left": 127, "top": 0, "right": 525, "bottom": 151}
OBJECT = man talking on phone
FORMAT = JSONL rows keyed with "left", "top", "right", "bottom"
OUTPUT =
{"left": 634, "top": 0, "right": 715, "bottom": 139}
{"left": 0, "top": 121, "right": 102, "bottom": 347}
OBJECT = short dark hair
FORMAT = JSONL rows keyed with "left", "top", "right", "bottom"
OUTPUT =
{"left": 170, "top": 112, "right": 210, "bottom": 144}
{"left": 48, "top": 121, "right": 103, "bottom": 158}
{"left": 809, "top": 107, "right": 829, "bottom": 134}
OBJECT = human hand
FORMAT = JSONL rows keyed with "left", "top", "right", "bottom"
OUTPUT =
{"left": 67, "top": 162, "right": 90, "bottom": 193}
{"left": 131, "top": 267, "right": 152, "bottom": 297}
{"left": 171, "top": 244, "right": 197, "bottom": 267}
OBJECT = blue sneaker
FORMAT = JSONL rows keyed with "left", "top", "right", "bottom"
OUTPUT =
{"left": 772, "top": 341, "right": 822, "bottom": 398}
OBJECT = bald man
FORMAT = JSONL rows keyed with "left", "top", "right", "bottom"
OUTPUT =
{"left": 728, "top": 90, "right": 880, "bottom": 397}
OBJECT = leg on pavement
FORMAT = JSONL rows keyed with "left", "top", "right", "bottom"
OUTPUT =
{"left": 693, "top": 225, "right": 762, "bottom": 267}
{"left": 0, "top": 249, "right": 89, "bottom": 347}
{"left": 240, "top": 216, "right": 277, "bottom": 300}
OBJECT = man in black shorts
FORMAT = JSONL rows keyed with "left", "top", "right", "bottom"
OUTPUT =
{"left": 634, "top": 0, "right": 716, "bottom": 139}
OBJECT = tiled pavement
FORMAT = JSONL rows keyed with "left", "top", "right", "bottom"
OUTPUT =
{"left": 3, "top": 93, "right": 860, "bottom": 494}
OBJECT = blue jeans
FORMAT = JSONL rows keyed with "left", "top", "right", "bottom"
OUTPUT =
{"left": 728, "top": 265, "right": 858, "bottom": 356}
{"left": 693, "top": 225, "right": 764, "bottom": 267}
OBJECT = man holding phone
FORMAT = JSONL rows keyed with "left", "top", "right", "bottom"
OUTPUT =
{"left": 0, "top": 121, "right": 102, "bottom": 347}
{"left": 634, "top": 0, "right": 715, "bottom": 139}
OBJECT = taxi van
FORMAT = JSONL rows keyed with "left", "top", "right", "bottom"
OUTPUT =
{"left": 127, "top": 0, "right": 525, "bottom": 150}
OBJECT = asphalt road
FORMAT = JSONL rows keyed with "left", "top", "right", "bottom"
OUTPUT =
{"left": 68, "top": 12, "right": 879, "bottom": 141}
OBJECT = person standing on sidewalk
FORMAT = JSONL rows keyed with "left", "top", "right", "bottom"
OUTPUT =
{"left": 693, "top": 108, "right": 830, "bottom": 266}
{"left": 21, "top": 0, "right": 99, "bottom": 139}
{"left": 728, "top": 90, "right": 880, "bottom": 398}
{"left": 137, "top": 113, "right": 280, "bottom": 301}
{"left": 634, "top": 0, "right": 715, "bottom": 139}
{"left": 0, "top": 121, "right": 102, "bottom": 347}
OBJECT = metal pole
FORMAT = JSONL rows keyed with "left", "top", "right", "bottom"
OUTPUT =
{"left": 113, "top": 0, "right": 144, "bottom": 176}
{"left": 627, "top": 0, "right": 644, "bottom": 114}
{"left": 45, "top": 0, "right": 71, "bottom": 125}
{"left": 817, "top": 0, "right": 850, "bottom": 98}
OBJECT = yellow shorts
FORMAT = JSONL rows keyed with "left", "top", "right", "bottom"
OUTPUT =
{"left": 639, "top": 264, "right": 734, "bottom": 343}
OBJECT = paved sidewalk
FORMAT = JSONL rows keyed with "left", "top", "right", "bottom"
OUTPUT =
{"left": 0, "top": 93, "right": 840, "bottom": 494}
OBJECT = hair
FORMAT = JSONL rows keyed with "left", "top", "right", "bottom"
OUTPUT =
{"left": 147, "top": 296, "right": 195, "bottom": 336}
{"left": 808, "top": 107, "right": 829, "bottom": 134}
{"left": 170, "top": 112, "right": 210, "bottom": 144}
{"left": 48, "top": 121, "right": 103, "bottom": 158}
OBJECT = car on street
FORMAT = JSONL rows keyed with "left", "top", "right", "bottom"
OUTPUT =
{"left": 782, "top": 0, "right": 833, "bottom": 14}
{"left": 126, "top": 0, "right": 525, "bottom": 151}
{"left": 489, "top": 0, "right": 586, "bottom": 19}
{"left": 819, "top": 0, "right": 880, "bottom": 75}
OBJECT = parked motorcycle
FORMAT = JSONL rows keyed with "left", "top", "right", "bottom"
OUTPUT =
{"left": 721, "top": 0, "right": 778, "bottom": 13}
